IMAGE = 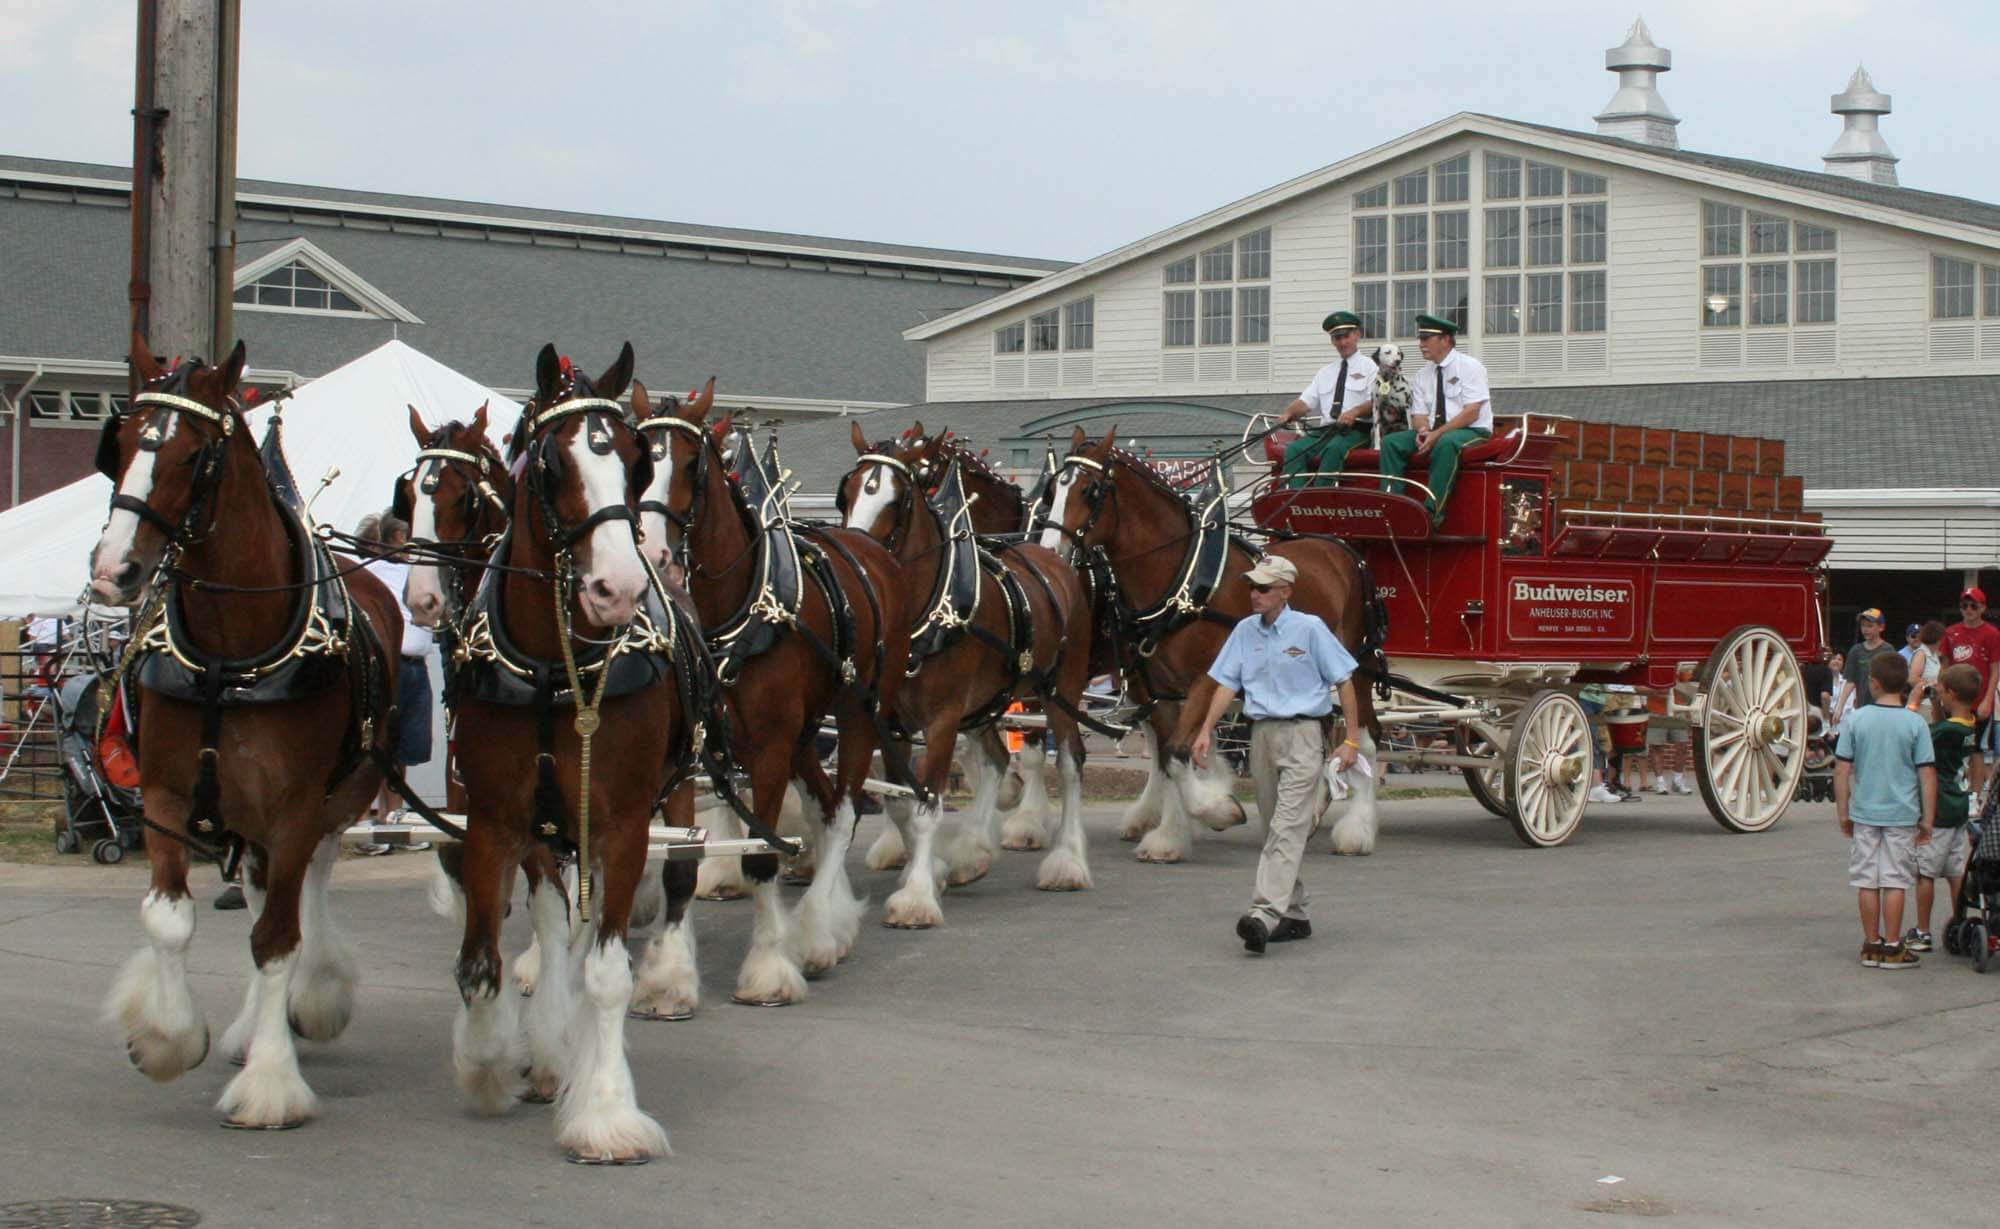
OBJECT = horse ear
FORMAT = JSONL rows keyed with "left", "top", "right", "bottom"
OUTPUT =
{"left": 130, "top": 329, "right": 164, "bottom": 385}
{"left": 715, "top": 412, "right": 734, "bottom": 438}
{"left": 852, "top": 421, "right": 870, "bottom": 454}
{"left": 630, "top": 379, "right": 651, "bottom": 416}
{"left": 1070, "top": 425, "right": 1087, "bottom": 450}
{"left": 408, "top": 405, "right": 428, "bottom": 444}
{"left": 535, "top": 344, "right": 562, "bottom": 400}
{"left": 1096, "top": 426, "right": 1118, "bottom": 454}
{"left": 911, "top": 419, "right": 926, "bottom": 440}
{"left": 596, "top": 342, "right": 636, "bottom": 401}
{"left": 218, "top": 339, "right": 247, "bottom": 392}
{"left": 471, "top": 401, "right": 489, "bottom": 434}
{"left": 691, "top": 377, "right": 716, "bottom": 417}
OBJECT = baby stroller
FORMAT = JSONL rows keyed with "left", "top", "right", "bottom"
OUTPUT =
{"left": 49, "top": 673, "right": 145, "bottom": 864}
{"left": 1797, "top": 705, "right": 1835, "bottom": 802}
{"left": 1942, "top": 776, "right": 2000, "bottom": 972}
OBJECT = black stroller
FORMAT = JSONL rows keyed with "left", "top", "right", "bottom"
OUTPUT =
{"left": 1943, "top": 775, "right": 2000, "bottom": 972}
{"left": 49, "top": 673, "right": 145, "bottom": 864}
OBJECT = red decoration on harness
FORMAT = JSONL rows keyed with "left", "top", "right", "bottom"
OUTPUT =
{"left": 558, "top": 355, "right": 574, "bottom": 378}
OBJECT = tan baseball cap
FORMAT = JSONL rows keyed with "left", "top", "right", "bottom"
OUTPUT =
{"left": 1244, "top": 556, "right": 1298, "bottom": 586}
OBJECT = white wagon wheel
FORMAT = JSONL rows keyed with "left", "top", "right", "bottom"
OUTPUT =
{"left": 1693, "top": 625, "right": 1807, "bottom": 833}
{"left": 1502, "top": 689, "right": 1592, "bottom": 847}
{"left": 1457, "top": 699, "right": 1520, "bottom": 819}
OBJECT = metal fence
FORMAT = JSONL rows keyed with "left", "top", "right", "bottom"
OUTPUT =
{"left": 0, "top": 611, "right": 128, "bottom": 801}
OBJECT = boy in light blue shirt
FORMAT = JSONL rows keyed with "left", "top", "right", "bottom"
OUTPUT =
{"left": 1834, "top": 652, "right": 1936, "bottom": 969}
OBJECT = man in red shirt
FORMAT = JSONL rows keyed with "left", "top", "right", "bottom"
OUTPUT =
{"left": 1942, "top": 585, "right": 2000, "bottom": 789}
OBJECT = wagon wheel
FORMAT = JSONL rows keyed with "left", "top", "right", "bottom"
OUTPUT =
{"left": 1457, "top": 704, "right": 1517, "bottom": 819}
{"left": 1693, "top": 625, "right": 1807, "bottom": 833}
{"left": 1502, "top": 689, "right": 1592, "bottom": 848}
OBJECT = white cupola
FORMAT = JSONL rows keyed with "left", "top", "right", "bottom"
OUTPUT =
{"left": 1594, "top": 16, "right": 1680, "bottom": 149}
{"left": 1823, "top": 66, "right": 1899, "bottom": 185}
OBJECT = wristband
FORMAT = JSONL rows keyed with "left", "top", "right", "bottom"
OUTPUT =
{"left": 1341, "top": 739, "right": 1360, "bottom": 750}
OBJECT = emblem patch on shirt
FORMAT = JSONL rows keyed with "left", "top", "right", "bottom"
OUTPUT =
{"left": 1284, "top": 646, "right": 1307, "bottom": 658}
{"left": 1448, "top": 376, "right": 1459, "bottom": 385}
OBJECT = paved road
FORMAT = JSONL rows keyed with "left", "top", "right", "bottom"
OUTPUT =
{"left": 1, "top": 789, "right": 1993, "bottom": 1227}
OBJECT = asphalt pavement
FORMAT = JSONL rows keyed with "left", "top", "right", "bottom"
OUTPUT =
{"left": 1, "top": 783, "right": 1994, "bottom": 1227}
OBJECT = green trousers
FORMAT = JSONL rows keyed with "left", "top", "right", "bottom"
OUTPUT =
{"left": 1280, "top": 426, "right": 1372, "bottom": 489}
{"left": 1379, "top": 426, "right": 1491, "bottom": 521}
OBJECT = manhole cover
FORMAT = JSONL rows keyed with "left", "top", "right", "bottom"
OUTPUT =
{"left": 0, "top": 1201, "right": 201, "bottom": 1228}
{"left": 1578, "top": 1195, "right": 1674, "bottom": 1217}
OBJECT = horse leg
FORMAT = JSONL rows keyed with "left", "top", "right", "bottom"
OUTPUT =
{"left": 216, "top": 833, "right": 319, "bottom": 1128}
{"left": 1118, "top": 727, "right": 1165, "bottom": 841}
{"left": 104, "top": 808, "right": 209, "bottom": 1082}
{"left": 694, "top": 806, "right": 749, "bottom": 900}
{"left": 453, "top": 821, "right": 526, "bottom": 1113}
{"left": 780, "top": 784, "right": 818, "bottom": 885}
{"left": 1000, "top": 732, "right": 1051, "bottom": 851}
{"left": 1164, "top": 683, "right": 1248, "bottom": 833}
{"left": 630, "top": 857, "right": 665, "bottom": 930}
{"left": 1037, "top": 719, "right": 1094, "bottom": 892}
{"left": 632, "top": 786, "right": 701, "bottom": 1021}
{"left": 883, "top": 719, "right": 953, "bottom": 928}
{"left": 556, "top": 820, "right": 669, "bottom": 1164}
{"left": 733, "top": 756, "right": 808, "bottom": 1006}
{"left": 512, "top": 851, "right": 561, "bottom": 996}
{"left": 428, "top": 844, "right": 468, "bottom": 923}
{"left": 946, "top": 726, "right": 1011, "bottom": 886}
{"left": 519, "top": 852, "right": 577, "bottom": 1103}
{"left": 219, "top": 847, "right": 268, "bottom": 1066}
{"left": 285, "top": 834, "right": 357, "bottom": 1043}
{"left": 790, "top": 756, "right": 863, "bottom": 976}
{"left": 863, "top": 737, "right": 916, "bottom": 870}
{"left": 1329, "top": 727, "right": 1381, "bottom": 856}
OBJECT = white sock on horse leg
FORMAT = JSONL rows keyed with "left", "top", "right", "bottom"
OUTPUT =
{"left": 216, "top": 952, "right": 317, "bottom": 1127}
{"left": 1036, "top": 744, "right": 1093, "bottom": 891}
{"left": 287, "top": 836, "right": 356, "bottom": 1043}
{"left": 882, "top": 800, "right": 946, "bottom": 928}
{"left": 105, "top": 890, "right": 209, "bottom": 1081}
{"left": 733, "top": 878, "right": 807, "bottom": 1006}
{"left": 556, "top": 933, "right": 669, "bottom": 1162}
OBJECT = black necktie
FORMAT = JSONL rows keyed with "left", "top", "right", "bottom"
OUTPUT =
{"left": 1331, "top": 358, "right": 1347, "bottom": 428}
{"left": 1434, "top": 362, "right": 1446, "bottom": 431}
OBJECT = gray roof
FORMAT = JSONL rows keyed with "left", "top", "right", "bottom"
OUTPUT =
{"left": 777, "top": 376, "right": 2000, "bottom": 494}
{"left": 1490, "top": 117, "right": 2000, "bottom": 235}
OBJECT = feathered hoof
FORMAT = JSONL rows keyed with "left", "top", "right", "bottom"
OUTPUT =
{"left": 520, "top": 1070, "right": 561, "bottom": 1104}
{"left": 781, "top": 860, "right": 818, "bottom": 886}
{"left": 217, "top": 1063, "right": 318, "bottom": 1130}
{"left": 1328, "top": 813, "right": 1377, "bottom": 856}
{"left": 1134, "top": 829, "right": 1188, "bottom": 864}
{"left": 863, "top": 826, "right": 908, "bottom": 871}
{"left": 731, "top": 949, "right": 806, "bottom": 1006}
{"left": 286, "top": 974, "right": 355, "bottom": 1044}
{"left": 945, "top": 854, "right": 992, "bottom": 887}
{"left": 1035, "top": 850, "right": 1093, "bottom": 892}
{"left": 881, "top": 888, "right": 943, "bottom": 930}
{"left": 557, "top": 1107, "right": 670, "bottom": 1165}
{"left": 1117, "top": 813, "right": 1158, "bottom": 842}
{"left": 124, "top": 1025, "right": 211, "bottom": 1083}
{"left": 998, "top": 814, "right": 1047, "bottom": 851}
{"left": 697, "top": 884, "right": 748, "bottom": 902}
{"left": 511, "top": 945, "right": 541, "bottom": 998}
{"left": 696, "top": 857, "right": 749, "bottom": 901}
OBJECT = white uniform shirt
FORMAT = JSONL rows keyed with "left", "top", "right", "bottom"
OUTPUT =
{"left": 1409, "top": 347, "right": 1494, "bottom": 432}
{"left": 1297, "top": 351, "right": 1380, "bottom": 427}
{"left": 362, "top": 556, "right": 436, "bottom": 659}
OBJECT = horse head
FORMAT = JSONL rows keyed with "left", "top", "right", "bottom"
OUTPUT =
{"left": 515, "top": 342, "right": 652, "bottom": 628}
{"left": 838, "top": 419, "right": 932, "bottom": 546}
{"left": 1038, "top": 425, "right": 1121, "bottom": 558}
{"left": 398, "top": 403, "right": 509, "bottom": 627}
{"left": 631, "top": 376, "right": 716, "bottom": 572}
{"left": 90, "top": 331, "right": 250, "bottom": 605}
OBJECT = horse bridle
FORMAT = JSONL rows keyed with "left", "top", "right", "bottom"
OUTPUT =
{"left": 837, "top": 451, "right": 929, "bottom": 555}
{"left": 394, "top": 427, "right": 510, "bottom": 620}
{"left": 519, "top": 393, "right": 651, "bottom": 554}
{"left": 96, "top": 381, "right": 238, "bottom": 551}
{"left": 1045, "top": 452, "right": 1114, "bottom": 553}
{"left": 635, "top": 408, "right": 707, "bottom": 559}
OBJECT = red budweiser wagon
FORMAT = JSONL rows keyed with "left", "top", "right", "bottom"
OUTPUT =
{"left": 1248, "top": 414, "right": 1831, "bottom": 848}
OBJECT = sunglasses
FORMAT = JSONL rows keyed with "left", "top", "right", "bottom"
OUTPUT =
{"left": 1249, "top": 583, "right": 1276, "bottom": 594}
{"left": 1964, "top": 600, "right": 1984, "bottom": 608}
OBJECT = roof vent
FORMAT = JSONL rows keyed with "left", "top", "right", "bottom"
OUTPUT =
{"left": 1595, "top": 16, "right": 1680, "bottom": 149}
{"left": 1823, "top": 65, "right": 1899, "bottom": 185}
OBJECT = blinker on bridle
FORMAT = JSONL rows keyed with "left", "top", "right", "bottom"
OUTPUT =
{"left": 98, "top": 386, "right": 240, "bottom": 545}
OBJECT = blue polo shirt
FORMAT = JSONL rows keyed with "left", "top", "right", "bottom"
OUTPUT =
{"left": 1207, "top": 605, "right": 1357, "bottom": 719}
{"left": 1834, "top": 701, "right": 1934, "bottom": 826}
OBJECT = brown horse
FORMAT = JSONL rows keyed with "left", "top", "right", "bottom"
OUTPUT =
{"left": 1042, "top": 426, "right": 1385, "bottom": 859}
{"left": 396, "top": 408, "right": 697, "bottom": 1020}
{"left": 840, "top": 423, "right": 1096, "bottom": 898}
{"left": 634, "top": 382, "right": 908, "bottom": 996}
{"left": 91, "top": 334, "right": 400, "bottom": 1129}
{"left": 447, "top": 343, "right": 681, "bottom": 1163}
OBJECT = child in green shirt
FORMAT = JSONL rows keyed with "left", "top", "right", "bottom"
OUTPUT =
{"left": 1908, "top": 664, "right": 1982, "bottom": 950}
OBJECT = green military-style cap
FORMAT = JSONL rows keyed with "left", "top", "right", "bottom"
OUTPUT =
{"left": 1321, "top": 310, "right": 1363, "bottom": 334}
{"left": 1414, "top": 313, "right": 1460, "bottom": 337}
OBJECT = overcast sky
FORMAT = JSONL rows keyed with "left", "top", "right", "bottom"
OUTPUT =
{"left": 3, "top": 1, "right": 1987, "bottom": 262}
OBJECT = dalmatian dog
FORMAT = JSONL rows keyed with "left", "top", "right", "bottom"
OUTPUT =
{"left": 1370, "top": 344, "right": 1415, "bottom": 441}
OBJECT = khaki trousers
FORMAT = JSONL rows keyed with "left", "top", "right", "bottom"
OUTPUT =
{"left": 1248, "top": 718, "right": 1328, "bottom": 929}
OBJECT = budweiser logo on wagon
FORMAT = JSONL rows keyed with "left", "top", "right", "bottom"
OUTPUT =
{"left": 1511, "top": 581, "right": 1632, "bottom": 604}
{"left": 1505, "top": 574, "right": 1637, "bottom": 641}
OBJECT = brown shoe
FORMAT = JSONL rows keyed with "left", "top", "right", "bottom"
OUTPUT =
{"left": 1875, "top": 941, "right": 1921, "bottom": 969}
{"left": 1859, "top": 942, "right": 1882, "bottom": 968}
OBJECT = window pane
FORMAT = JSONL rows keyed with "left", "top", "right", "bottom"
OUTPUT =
{"left": 1485, "top": 153, "right": 1520, "bottom": 200}
{"left": 995, "top": 323, "right": 1024, "bottom": 354}
{"left": 1569, "top": 170, "right": 1607, "bottom": 194}
{"left": 329, "top": 290, "right": 362, "bottom": 312}
{"left": 1200, "top": 242, "right": 1233, "bottom": 282}
{"left": 292, "top": 266, "right": 329, "bottom": 292}
{"left": 1394, "top": 214, "right": 1428, "bottom": 272}
{"left": 1435, "top": 211, "right": 1469, "bottom": 270}
{"left": 1701, "top": 264, "right": 1742, "bottom": 327}
{"left": 1434, "top": 277, "right": 1470, "bottom": 334}
{"left": 256, "top": 283, "right": 289, "bottom": 306}
{"left": 1435, "top": 153, "right": 1470, "bottom": 204}
{"left": 1353, "top": 182, "right": 1388, "bottom": 209}
{"left": 1485, "top": 207, "right": 1520, "bottom": 267}
{"left": 1702, "top": 202, "right": 1742, "bottom": 258}
{"left": 1570, "top": 202, "right": 1607, "bottom": 263}
{"left": 1164, "top": 256, "right": 1196, "bottom": 284}
{"left": 1796, "top": 222, "right": 1837, "bottom": 252}
{"left": 1748, "top": 263, "right": 1788, "bottom": 325}
{"left": 234, "top": 284, "right": 257, "bottom": 304}
{"left": 1527, "top": 205, "right": 1563, "bottom": 266}
{"left": 1353, "top": 216, "right": 1388, "bottom": 275}
{"left": 1393, "top": 281, "right": 1428, "bottom": 338}
{"left": 1526, "top": 273, "right": 1563, "bottom": 333}
{"left": 1484, "top": 275, "right": 1521, "bottom": 335}
{"left": 296, "top": 287, "right": 331, "bottom": 310}
{"left": 1030, "top": 309, "right": 1061, "bottom": 352}
{"left": 1750, "top": 213, "right": 1788, "bottom": 255}
{"left": 1570, "top": 271, "right": 1606, "bottom": 332}
{"left": 105, "top": 394, "right": 127, "bottom": 419}
{"left": 1064, "top": 297, "right": 1095, "bottom": 350}
{"left": 1163, "top": 292, "right": 1195, "bottom": 346}
{"left": 1237, "top": 228, "right": 1271, "bottom": 280}
{"left": 1238, "top": 286, "right": 1270, "bottom": 343}
{"left": 1200, "top": 289, "right": 1233, "bottom": 344}
{"left": 1986, "top": 266, "right": 2000, "bottom": 318}
{"left": 1797, "top": 259, "right": 1837, "bottom": 323}
{"left": 1394, "top": 169, "right": 1429, "bottom": 207}
{"left": 66, "top": 392, "right": 104, "bottom": 421}
{"left": 27, "top": 391, "right": 63, "bottom": 420}
{"left": 1527, "top": 161, "right": 1564, "bottom": 197}
{"left": 1352, "top": 283, "right": 1388, "bottom": 339}
{"left": 1934, "top": 256, "right": 1975, "bottom": 318}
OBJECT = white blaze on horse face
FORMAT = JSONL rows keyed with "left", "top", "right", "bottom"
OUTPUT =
{"left": 569, "top": 428, "right": 649, "bottom": 626}
{"left": 843, "top": 463, "right": 901, "bottom": 537}
{"left": 91, "top": 412, "right": 178, "bottom": 597}
{"left": 404, "top": 460, "right": 447, "bottom": 626}
{"left": 1037, "top": 470, "right": 1076, "bottom": 553}
{"left": 638, "top": 442, "right": 674, "bottom": 571}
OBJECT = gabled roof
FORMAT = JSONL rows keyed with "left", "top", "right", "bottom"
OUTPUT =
{"left": 905, "top": 112, "right": 2000, "bottom": 342}
{"left": 234, "top": 237, "right": 423, "bottom": 323}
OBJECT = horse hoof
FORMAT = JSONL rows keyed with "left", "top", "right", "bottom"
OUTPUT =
{"left": 698, "top": 886, "right": 748, "bottom": 902}
{"left": 946, "top": 858, "right": 991, "bottom": 887}
{"left": 519, "top": 1084, "right": 559, "bottom": 1105}
{"left": 1135, "top": 847, "right": 1185, "bottom": 864}
{"left": 628, "top": 1007, "right": 694, "bottom": 1022}
{"left": 781, "top": 870, "right": 815, "bottom": 887}
{"left": 221, "top": 1116, "right": 306, "bottom": 1131}
{"left": 730, "top": 991, "right": 796, "bottom": 1007}
{"left": 999, "top": 835, "right": 1044, "bottom": 852}
{"left": 566, "top": 1150, "right": 651, "bottom": 1166}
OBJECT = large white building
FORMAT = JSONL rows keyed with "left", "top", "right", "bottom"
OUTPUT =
{"left": 814, "top": 21, "right": 2000, "bottom": 630}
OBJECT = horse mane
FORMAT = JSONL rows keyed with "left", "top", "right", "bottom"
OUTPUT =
{"left": 1104, "top": 445, "right": 1202, "bottom": 505}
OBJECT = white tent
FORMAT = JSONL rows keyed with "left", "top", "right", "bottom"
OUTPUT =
{"left": 0, "top": 340, "right": 522, "bottom": 802}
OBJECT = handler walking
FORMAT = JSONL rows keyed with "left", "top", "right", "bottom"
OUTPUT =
{"left": 1190, "top": 556, "right": 1362, "bottom": 954}
{"left": 1277, "top": 311, "right": 1378, "bottom": 488}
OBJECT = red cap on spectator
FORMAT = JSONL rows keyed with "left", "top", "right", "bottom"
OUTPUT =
{"left": 1962, "top": 587, "right": 1988, "bottom": 605}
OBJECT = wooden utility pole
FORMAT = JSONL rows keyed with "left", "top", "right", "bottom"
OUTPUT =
{"left": 129, "top": 0, "right": 240, "bottom": 377}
